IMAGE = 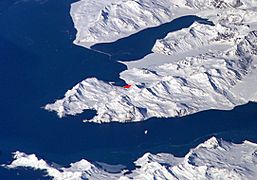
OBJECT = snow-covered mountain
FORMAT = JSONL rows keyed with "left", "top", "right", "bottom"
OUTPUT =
{"left": 70, "top": 0, "right": 184, "bottom": 48}
{"left": 152, "top": 8, "right": 257, "bottom": 55}
{"left": 45, "top": 0, "right": 257, "bottom": 123}
{"left": 3, "top": 137, "right": 257, "bottom": 180}
{"left": 70, "top": 0, "right": 257, "bottom": 48}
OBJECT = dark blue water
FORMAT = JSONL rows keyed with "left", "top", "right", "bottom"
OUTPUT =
{"left": 92, "top": 15, "right": 213, "bottom": 61}
{"left": 0, "top": 0, "right": 257, "bottom": 179}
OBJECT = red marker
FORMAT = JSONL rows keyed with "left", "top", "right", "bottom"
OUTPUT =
{"left": 123, "top": 84, "right": 132, "bottom": 89}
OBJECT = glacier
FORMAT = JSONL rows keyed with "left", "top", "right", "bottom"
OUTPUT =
{"left": 3, "top": 137, "right": 257, "bottom": 180}
{"left": 45, "top": 0, "right": 257, "bottom": 123}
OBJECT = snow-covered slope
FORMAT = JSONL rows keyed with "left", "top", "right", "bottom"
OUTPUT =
{"left": 70, "top": 0, "right": 257, "bottom": 48}
{"left": 70, "top": 0, "right": 187, "bottom": 48}
{"left": 45, "top": 31, "right": 257, "bottom": 123}
{"left": 45, "top": 0, "right": 257, "bottom": 123}
{"left": 152, "top": 8, "right": 257, "bottom": 56}
{"left": 3, "top": 137, "right": 257, "bottom": 180}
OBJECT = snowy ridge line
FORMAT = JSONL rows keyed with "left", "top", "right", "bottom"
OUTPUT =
{"left": 152, "top": 8, "right": 257, "bottom": 56}
{"left": 70, "top": 0, "right": 257, "bottom": 48}
{"left": 3, "top": 137, "right": 257, "bottom": 180}
{"left": 45, "top": 31, "right": 257, "bottom": 123}
{"left": 45, "top": 0, "right": 257, "bottom": 123}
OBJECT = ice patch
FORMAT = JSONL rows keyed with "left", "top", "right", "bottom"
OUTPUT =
{"left": 3, "top": 137, "right": 257, "bottom": 180}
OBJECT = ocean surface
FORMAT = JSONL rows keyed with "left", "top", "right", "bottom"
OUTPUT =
{"left": 0, "top": 0, "right": 257, "bottom": 179}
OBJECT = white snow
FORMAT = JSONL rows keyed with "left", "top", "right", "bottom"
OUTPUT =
{"left": 70, "top": 0, "right": 257, "bottom": 48}
{"left": 44, "top": 0, "right": 257, "bottom": 123}
{"left": 3, "top": 151, "right": 124, "bottom": 180}
{"left": 3, "top": 137, "right": 257, "bottom": 180}
{"left": 70, "top": 0, "right": 191, "bottom": 48}
{"left": 45, "top": 31, "right": 257, "bottom": 123}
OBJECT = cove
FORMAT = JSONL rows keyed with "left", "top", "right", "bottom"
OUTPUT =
{"left": 0, "top": 0, "right": 257, "bottom": 179}
{"left": 91, "top": 15, "right": 213, "bottom": 61}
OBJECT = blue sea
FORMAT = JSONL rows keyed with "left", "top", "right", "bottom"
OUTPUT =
{"left": 0, "top": 0, "right": 257, "bottom": 179}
